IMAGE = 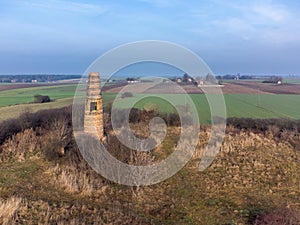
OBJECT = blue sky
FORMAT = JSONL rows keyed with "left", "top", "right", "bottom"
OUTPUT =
{"left": 0, "top": 0, "right": 300, "bottom": 75}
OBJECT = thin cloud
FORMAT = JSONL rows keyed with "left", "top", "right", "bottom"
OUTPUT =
{"left": 138, "top": 0, "right": 177, "bottom": 7}
{"left": 252, "top": 4, "right": 289, "bottom": 22}
{"left": 17, "top": 0, "right": 108, "bottom": 14}
{"left": 191, "top": 1, "right": 300, "bottom": 45}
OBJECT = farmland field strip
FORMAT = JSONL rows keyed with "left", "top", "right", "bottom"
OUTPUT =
{"left": 0, "top": 84, "right": 77, "bottom": 107}
{"left": 0, "top": 82, "right": 78, "bottom": 92}
{"left": 224, "top": 95, "right": 264, "bottom": 118}
{"left": 99, "top": 93, "right": 300, "bottom": 120}
{"left": 252, "top": 94, "right": 300, "bottom": 119}
{"left": 283, "top": 79, "right": 300, "bottom": 84}
{"left": 0, "top": 98, "right": 73, "bottom": 121}
{"left": 226, "top": 94, "right": 281, "bottom": 118}
{"left": 226, "top": 94, "right": 300, "bottom": 119}
{"left": 0, "top": 85, "right": 299, "bottom": 121}
{"left": 231, "top": 94, "right": 283, "bottom": 118}
{"left": 0, "top": 84, "right": 77, "bottom": 96}
{"left": 259, "top": 94, "right": 300, "bottom": 119}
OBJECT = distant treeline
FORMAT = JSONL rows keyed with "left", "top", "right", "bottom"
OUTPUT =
{"left": 215, "top": 74, "right": 287, "bottom": 84}
{"left": 0, "top": 74, "right": 81, "bottom": 83}
{"left": 216, "top": 75, "right": 255, "bottom": 80}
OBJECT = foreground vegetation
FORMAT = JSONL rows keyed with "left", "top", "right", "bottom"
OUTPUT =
{"left": 0, "top": 107, "right": 300, "bottom": 224}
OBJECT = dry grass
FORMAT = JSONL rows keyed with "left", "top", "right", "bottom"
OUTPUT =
{"left": 45, "top": 164, "right": 107, "bottom": 195}
{"left": 1, "top": 111, "right": 300, "bottom": 224}
{"left": 0, "top": 197, "right": 24, "bottom": 225}
{"left": 194, "top": 130, "right": 300, "bottom": 193}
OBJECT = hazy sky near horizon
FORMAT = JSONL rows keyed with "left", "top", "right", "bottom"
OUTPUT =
{"left": 0, "top": 0, "right": 300, "bottom": 75}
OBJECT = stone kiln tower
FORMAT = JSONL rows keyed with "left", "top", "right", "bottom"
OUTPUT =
{"left": 84, "top": 72, "right": 104, "bottom": 139}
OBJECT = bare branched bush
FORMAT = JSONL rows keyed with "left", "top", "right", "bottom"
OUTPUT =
{"left": 280, "top": 129, "right": 295, "bottom": 142}
{"left": 0, "top": 128, "right": 40, "bottom": 162}
{"left": 43, "top": 115, "right": 72, "bottom": 159}
{"left": 19, "top": 108, "right": 33, "bottom": 130}
{"left": 266, "top": 125, "right": 280, "bottom": 138}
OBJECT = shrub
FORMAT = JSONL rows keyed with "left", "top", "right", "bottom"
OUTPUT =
{"left": 0, "top": 118, "right": 22, "bottom": 144}
{"left": 33, "top": 94, "right": 51, "bottom": 103}
{"left": 254, "top": 207, "right": 300, "bottom": 225}
{"left": 143, "top": 102, "right": 159, "bottom": 112}
{"left": 121, "top": 92, "right": 133, "bottom": 98}
{"left": 43, "top": 115, "right": 72, "bottom": 160}
{"left": 227, "top": 117, "right": 300, "bottom": 133}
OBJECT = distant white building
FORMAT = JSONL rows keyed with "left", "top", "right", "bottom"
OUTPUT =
{"left": 127, "top": 80, "right": 139, "bottom": 84}
{"left": 197, "top": 80, "right": 204, "bottom": 86}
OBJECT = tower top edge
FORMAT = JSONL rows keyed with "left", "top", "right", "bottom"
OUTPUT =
{"left": 89, "top": 72, "right": 100, "bottom": 77}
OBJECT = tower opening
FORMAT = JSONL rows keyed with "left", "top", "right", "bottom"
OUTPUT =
{"left": 90, "top": 102, "right": 97, "bottom": 111}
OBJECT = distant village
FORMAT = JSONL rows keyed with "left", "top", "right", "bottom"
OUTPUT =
{"left": 123, "top": 73, "right": 286, "bottom": 86}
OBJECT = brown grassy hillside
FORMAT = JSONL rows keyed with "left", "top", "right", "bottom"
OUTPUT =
{"left": 0, "top": 108, "right": 299, "bottom": 224}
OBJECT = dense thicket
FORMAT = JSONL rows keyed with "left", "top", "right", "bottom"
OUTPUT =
{"left": 227, "top": 117, "right": 300, "bottom": 132}
{"left": 0, "top": 106, "right": 71, "bottom": 144}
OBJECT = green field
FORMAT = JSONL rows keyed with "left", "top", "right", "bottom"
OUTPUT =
{"left": 284, "top": 78, "right": 300, "bottom": 84}
{"left": 112, "top": 93, "right": 300, "bottom": 123}
{"left": 0, "top": 98, "right": 74, "bottom": 121}
{"left": 224, "top": 94, "right": 300, "bottom": 119}
{"left": 0, "top": 84, "right": 77, "bottom": 107}
{"left": 0, "top": 84, "right": 299, "bottom": 122}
